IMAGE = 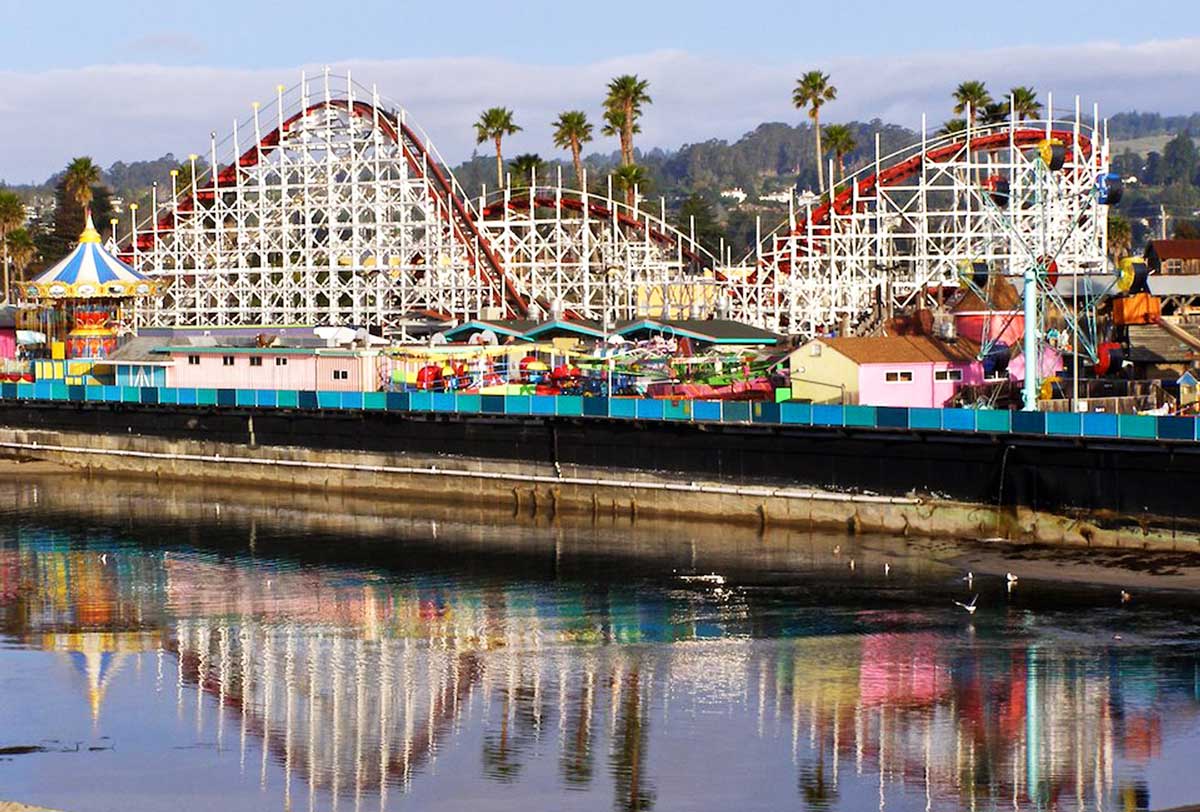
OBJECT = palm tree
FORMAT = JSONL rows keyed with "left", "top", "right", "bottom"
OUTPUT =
{"left": 552, "top": 111, "right": 594, "bottom": 191}
{"left": 1108, "top": 214, "right": 1133, "bottom": 268}
{"left": 5, "top": 227, "right": 36, "bottom": 300}
{"left": 611, "top": 163, "right": 648, "bottom": 208}
{"left": 939, "top": 118, "right": 968, "bottom": 136}
{"left": 980, "top": 102, "right": 1010, "bottom": 126}
{"left": 792, "top": 70, "right": 837, "bottom": 191}
{"left": 822, "top": 124, "right": 858, "bottom": 182}
{"left": 1009, "top": 86, "right": 1042, "bottom": 121}
{"left": 508, "top": 153, "right": 545, "bottom": 189}
{"left": 475, "top": 107, "right": 522, "bottom": 190}
{"left": 63, "top": 156, "right": 102, "bottom": 216}
{"left": 604, "top": 75, "right": 651, "bottom": 167}
{"left": 0, "top": 191, "right": 25, "bottom": 303}
{"left": 952, "top": 81, "right": 992, "bottom": 124}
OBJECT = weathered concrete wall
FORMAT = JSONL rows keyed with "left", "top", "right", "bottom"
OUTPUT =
{"left": 1, "top": 424, "right": 1196, "bottom": 552}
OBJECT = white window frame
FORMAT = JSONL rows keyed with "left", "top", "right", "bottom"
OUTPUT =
{"left": 934, "top": 368, "right": 963, "bottom": 382}
{"left": 884, "top": 370, "right": 914, "bottom": 383}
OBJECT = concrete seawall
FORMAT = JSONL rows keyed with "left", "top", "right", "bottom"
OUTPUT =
{"left": 1, "top": 423, "right": 1196, "bottom": 552}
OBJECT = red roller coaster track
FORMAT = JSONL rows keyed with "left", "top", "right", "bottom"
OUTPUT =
{"left": 121, "top": 99, "right": 530, "bottom": 319}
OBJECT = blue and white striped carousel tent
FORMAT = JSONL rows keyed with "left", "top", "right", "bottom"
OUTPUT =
{"left": 25, "top": 213, "right": 159, "bottom": 300}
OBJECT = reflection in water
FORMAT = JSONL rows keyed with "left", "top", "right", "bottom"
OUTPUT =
{"left": 1, "top": 477, "right": 1200, "bottom": 811}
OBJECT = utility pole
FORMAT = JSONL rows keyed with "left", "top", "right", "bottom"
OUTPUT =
{"left": 1161, "top": 205, "right": 1169, "bottom": 240}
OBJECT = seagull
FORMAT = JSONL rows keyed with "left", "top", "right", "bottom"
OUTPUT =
{"left": 100, "top": 554, "right": 107, "bottom": 565}
{"left": 849, "top": 559, "right": 855, "bottom": 571}
{"left": 954, "top": 595, "right": 979, "bottom": 615}
{"left": 1006, "top": 572, "right": 1018, "bottom": 584}
{"left": 1120, "top": 590, "right": 1132, "bottom": 604}
{"left": 963, "top": 571, "right": 974, "bottom": 587}
{"left": 884, "top": 563, "right": 891, "bottom": 576}
{"left": 833, "top": 545, "right": 841, "bottom": 556}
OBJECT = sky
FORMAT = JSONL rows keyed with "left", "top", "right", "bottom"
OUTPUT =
{"left": 0, "top": 0, "right": 1198, "bottom": 182}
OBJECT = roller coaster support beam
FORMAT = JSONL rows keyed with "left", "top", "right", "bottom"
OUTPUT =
{"left": 1023, "top": 265, "right": 1039, "bottom": 411}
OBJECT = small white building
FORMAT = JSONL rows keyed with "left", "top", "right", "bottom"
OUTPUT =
{"left": 720, "top": 187, "right": 747, "bottom": 204}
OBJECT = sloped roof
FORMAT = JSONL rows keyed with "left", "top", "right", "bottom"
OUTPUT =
{"left": 441, "top": 319, "right": 537, "bottom": 341}
{"left": 1127, "top": 324, "right": 1200, "bottom": 363}
{"left": 820, "top": 335, "right": 981, "bottom": 365}
{"left": 615, "top": 318, "right": 783, "bottom": 344}
{"left": 1146, "top": 240, "right": 1200, "bottom": 262}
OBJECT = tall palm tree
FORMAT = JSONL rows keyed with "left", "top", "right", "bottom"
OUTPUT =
{"left": 939, "top": 118, "right": 968, "bottom": 136}
{"left": 0, "top": 190, "right": 25, "bottom": 303}
{"left": 980, "top": 101, "right": 1010, "bottom": 126}
{"left": 1009, "top": 86, "right": 1042, "bottom": 121}
{"left": 1108, "top": 214, "right": 1133, "bottom": 268}
{"left": 508, "top": 153, "right": 545, "bottom": 189}
{"left": 474, "top": 107, "right": 522, "bottom": 190}
{"left": 63, "top": 156, "right": 102, "bottom": 216}
{"left": 5, "top": 227, "right": 36, "bottom": 300}
{"left": 822, "top": 124, "right": 858, "bottom": 182}
{"left": 792, "top": 71, "right": 837, "bottom": 191}
{"left": 604, "top": 75, "right": 651, "bottom": 167}
{"left": 952, "top": 81, "right": 992, "bottom": 124}
{"left": 611, "top": 163, "right": 648, "bottom": 208}
{"left": 551, "top": 111, "right": 594, "bottom": 191}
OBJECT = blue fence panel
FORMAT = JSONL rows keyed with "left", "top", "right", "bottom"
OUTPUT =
{"left": 407, "top": 391, "right": 431, "bottom": 412}
{"left": 316, "top": 391, "right": 341, "bottom": 409}
{"left": 385, "top": 391, "right": 408, "bottom": 411}
{"left": 908, "top": 408, "right": 941, "bottom": 430}
{"left": 811, "top": 404, "right": 843, "bottom": 426}
{"left": 176, "top": 387, "right": 196, "bottom": 405}
{"left": 455, "top": 394, "right": 481, "bottom": 413}
{"left": 235, "top": 389, "right": 256, "bottom": 407}
{"left": 976, "top": 410, "right": 1011, "bottom": 433}
{"left": 0, "top": 383, "right": 15, "bottom": 400}
{"left": 722, "top": 401, "right": 752, "bottom": 423}
{"left": 636, "top": 399, "right": 665, "bottom": 420}
{"left": 255, "top": 390, "right": 276, "bottom": 408}
{"left": 609, "top": 398, "right": 637, "bottom": 419}
{"left": 1081, "top": 412, "right": 1118, "bottom": 437}
{"left": 431, "top": 392, "right": 456, "bottom": 412}
{"left": 557, "top": 396, "right": 584, "bottom": 417}
{"left": 692, "top": 400, "right": 723, "bottom": 422}
{"left": 17, "top": 383, "right": 36, "bottom": 400}
{"left": 530, "top": 395, "right": 557, "bottom": 415}
{"left": 875, "top": 407, "right": 908, "bottom": 429}
{"left": 942, "top": 408, "right": 976, "bottom": 432}
{"left": 297, "top": 390, "right": 319, "bottom": 410}
{"left": 780, "top": 402, "right": 811, "bottom": 425}
{"left": 1012, "top": 411, "right": 1046, "bottom": 435}
{"left": 1118, "top": 414, "right": 1156, "bottom": 439}
{"left": 1157, "top": 415, "right": 1194, "bottom": 441}
{"left": 751, "top": 402, "right": 781, "bottom": 424}
{"left": 33, "top": 381, "right": 52, "bottom": 399}
{"left": 481, "top": 394, "right": 506, "bottom": 414}
{"left": 140, "top": 387, "right": 159, "bottom": 405}
{"left": 1046, "top": 412, "right": 1081, "bottom": 436}
{"left": 341, "top": 391, "right": 363, "bottom": 410}
{"left": 99, "top": 385, "right": 120, "bottom": 402}
{"left": 583, "top": 397, "right": 609, "bottom": 417}
{"left": 68, "top": 384, "right": 87, "bottom": 403}
{"left": 843, "top": 405, "right": 876, "bottom": 427}
{"left": 505, "top": 395, "right": 531, "bottom": 415}
{"left": 663, "top": 399, "right": 691, "bottom": 420}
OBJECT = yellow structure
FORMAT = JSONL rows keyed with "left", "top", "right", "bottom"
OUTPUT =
{"left": 787, "top": 338, "right": 859, "bottom": 404}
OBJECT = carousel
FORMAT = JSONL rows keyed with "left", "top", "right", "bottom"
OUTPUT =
{"left": 22, "top": 213, "right": 161, "bottom": 360}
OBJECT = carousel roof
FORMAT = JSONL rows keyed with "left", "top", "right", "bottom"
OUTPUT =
{"left": 25, "top": 213, "right": 160, "bottom": 300}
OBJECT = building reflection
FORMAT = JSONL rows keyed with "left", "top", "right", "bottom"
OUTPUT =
{"left": 3, "top": 532, "right": 1200, "bottom": 812}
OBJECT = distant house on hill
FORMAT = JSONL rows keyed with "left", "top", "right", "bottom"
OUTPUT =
{"left": 788, "top": 335, "right": 983, "bottom": 407}
{"left": 1145, "top": 240, "right": 1200, "bottom": 275}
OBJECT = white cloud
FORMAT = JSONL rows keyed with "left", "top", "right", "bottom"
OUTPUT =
{"left": 2, "top": 38, "right": 1199, "bottom": 183}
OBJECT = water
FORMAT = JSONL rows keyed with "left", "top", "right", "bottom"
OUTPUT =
{"left": 2, "top": 473, "right": 1200, "bottom": 811}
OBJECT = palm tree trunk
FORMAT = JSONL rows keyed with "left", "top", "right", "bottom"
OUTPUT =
{"left": 813, "top": 113, "right": 824, "bottom": 192}
{"left": 494, "top": 136, "right": 504, "bottom": 190}
{"left": 1, "top": 228, "right": 8, "bottom": 305}
{"left": 623, "top": 100, "right": 634, "bottom": 166}
{"left": 571, "top": 141, "right": 584, "bottom": 191}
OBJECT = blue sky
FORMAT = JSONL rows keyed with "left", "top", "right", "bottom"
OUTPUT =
{"left": 0, "top": 0, "right": 1198, "bottom": 181}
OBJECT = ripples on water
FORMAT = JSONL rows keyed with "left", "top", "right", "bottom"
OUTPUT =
{"left": 1, "top": 476, "right": 1199, "bottom": 811}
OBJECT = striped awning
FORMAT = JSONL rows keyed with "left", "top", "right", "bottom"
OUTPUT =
{"left": 25, "top": 213, "right": 160, "bottom": 300}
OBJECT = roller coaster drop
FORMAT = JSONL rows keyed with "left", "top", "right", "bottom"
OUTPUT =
{"left": 120, "top": 72, "right": 1114, "bottom": 364}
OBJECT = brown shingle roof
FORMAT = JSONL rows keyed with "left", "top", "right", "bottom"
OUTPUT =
{"left": 822, "top": 335, "right": 980, "bottom": 365}
{"left": 1146, "top": 240, "right": 1200, "bottom": 262}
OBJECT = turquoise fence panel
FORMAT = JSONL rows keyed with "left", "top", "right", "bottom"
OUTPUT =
{"left": 637, "top": 399, "right": 665, "bottom": 420}
{"left": 408, "top": 391, "right": 432, "bottom": 411}
{"left": 120, "top": 386, "right": 142, "bottom": 403}
{"left": 976, "top": 410, "right": 1011, "bottom": 433}
{"left": 33, "top": 381, "right": 52, "bottom": 399}
{"left": 942, "top": 408, "right": 975, "bottom": 432}
{"left": 17, "top": 383, "right": 35, "bottom": 400}
{"left": 431, "top": 392, "right": 456, "bottom": 412}
{"left": 1081, "top": 412, "right": 1118, "bottom": 437}
{"left": 722, "top": 401, "right": 751, "bottom": 422}
{"left": 663, "top": 399, "right": 691, "bottom": 420}
{"left": 811, "top": 404, "right": 843, "bottom": 426}
{"left": 843, "top": 405, "right": 876, "bottom": 427}
{"left": 1157, "top": 415, "right": 1194, "bottom": 441}
{"left": 363, "top": 392, "right": 386, "bottom": 410}
{"left": 609, "top": 398, "right": 637, "bottom": 419}
{"left": 49, "top": 382, "right": 68, "bottom": 400}
{"left": 530, "top": 395, "right": 557, "bottom": 415}
{"left": 751, "top": 402, "right": 781, "bottom": 424}
{"left": 908, "top": 408, "right": 941, "bottom": 430}
{"left": 341, "top": 392, "right": 363, "bottom": 410}
{"left": 556, "top": 396, "right": 584, "bottom": 417}
{"left": 235, "top": 389, "right": 256, "bottom": 407}
{"left": 455, "top": 394, "right": 481, "bottom": 413}
{"left": 1118, "top": 414, "right": 1156, "bottom": 439}
{"left": 257, "top": 390, "right": 277, "bottom": 408}
{"left": 159, "top": 387, "right": 179, "bottom": 405}
{"left": 196, "top": 389, "right": 218, "bottom": 406}
{"left": 780, "top": 402, "right": 811, "bottom": 425}
{"left": 316, "top": 391, "right": 341, "bottom": 409}
{"left": 176, "top": 387, "right": 196, "bottom": 405}
{"left": 277, "top": 390, "right": 299, "bottom": 408}
{"left": 1046, "top": 412, "right": 1081, "bottom": 436}
{"left": 505, "top": 395, "right": 531, "bottom": 415}
{"left": 692, "top": 400, "right": 722, "bottom": 422}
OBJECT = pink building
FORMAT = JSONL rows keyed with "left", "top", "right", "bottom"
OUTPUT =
{"left": 790, "top": 335, "right": 984, "bottom": 407}
{"left": 162, "top": 347, "right": 381, "bottom": 392}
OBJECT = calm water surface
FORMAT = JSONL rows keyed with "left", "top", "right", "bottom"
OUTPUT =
{"left": 1, "top": 475, "right": 1199, "bottom": 811}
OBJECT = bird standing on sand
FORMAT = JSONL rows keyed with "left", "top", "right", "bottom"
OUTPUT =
{"left": 1006, "top": 572, "right": 1018, "bottom": 584}
{"left": 954, "top": 595, "right": 979, "bottom": 615}
{"left": 884, "top": 563, "right": 891, "bottom": 576}
{"left": 849, "top": 559, "right": 855, "bottom": 571}
{"left": 1120, "top": 590, "right": 1132, "bottom": 604}
{"left": 963, "top": 572, "right": 974, "bottom": 588}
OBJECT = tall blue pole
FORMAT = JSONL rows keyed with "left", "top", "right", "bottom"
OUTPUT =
{"left": 1023, "top": 265, "right": 1039, "bottom": 411}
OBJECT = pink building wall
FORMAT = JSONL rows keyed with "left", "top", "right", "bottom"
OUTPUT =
{"left": 165, "top": 350, "right": 378, "bottom": 391}
{"left": 0, "top": 328, "right": 15, "bottom": 360}
{"left": 856, "top": 360, "right": 984, "bottom": 408}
